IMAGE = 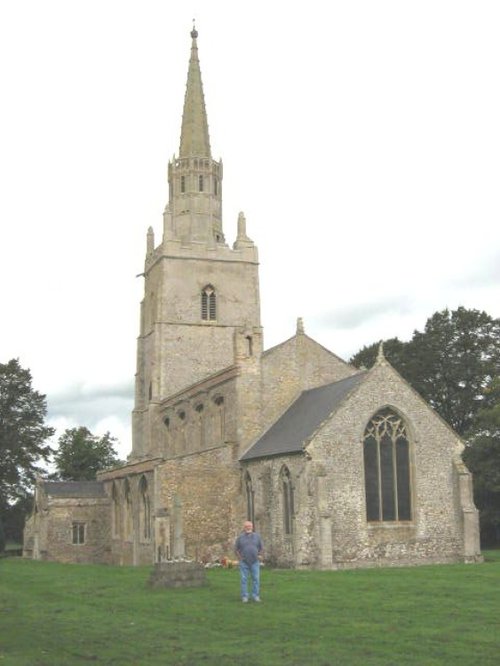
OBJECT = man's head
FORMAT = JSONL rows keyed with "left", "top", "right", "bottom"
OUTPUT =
{"left": 243, "top": 521, "right": 253, "bottom": 533}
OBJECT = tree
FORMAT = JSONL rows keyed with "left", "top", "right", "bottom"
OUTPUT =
{"left": 0, "top": 359, "right": 54, "bottom": 509}
{"left": 0, "top": 515, "right": 5, "bottom": 554}
{"left": 52, "top": 427, "right": 121, "bottom": 481}
{"left": 350, "top": 308, "right": 500, "bottom": 436}
{"left": 462, "top": 377, "right": 500, "bottom": 546}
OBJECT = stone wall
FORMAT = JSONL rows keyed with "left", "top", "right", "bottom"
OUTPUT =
{"left": 24, "top": 496, "right": 112, "bottom": 564}
{"left": 241, "top": 361, "right": 481, "bottom": 570}
{"left": 156, "top": 445, "right": 243, "bottom": 562}
{"left": 260, "top": 333, "right": 357, "bottom": 431}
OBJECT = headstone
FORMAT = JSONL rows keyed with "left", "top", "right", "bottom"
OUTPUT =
{"left": 149, "top": 560, "right": 207, "bottom": 588}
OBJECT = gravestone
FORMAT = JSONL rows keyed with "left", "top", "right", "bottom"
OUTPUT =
{"left": 149, "top": 560, "right": 207, "bottom": 588}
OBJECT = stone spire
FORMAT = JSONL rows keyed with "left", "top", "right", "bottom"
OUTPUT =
{"left": 179, "top": 24, "right": 211, "bottom": 159}
{"left": 165, "top": 25, "right": 224, "bottom": 245}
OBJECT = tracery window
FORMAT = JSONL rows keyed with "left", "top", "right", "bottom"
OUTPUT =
{"left": 363, "top": 408, "right": 412, "bottom": 522}
{"left": 244, "top": 472, "right": 255, "bottom": 525}
{"left": 201, "top": 285, "right": 216, "bottom": 321}
{"left": 139, "top": 476, "right": 151, "bottom": 541}
{"left": 281, "top": 466, "right": 294, "bottom": 535}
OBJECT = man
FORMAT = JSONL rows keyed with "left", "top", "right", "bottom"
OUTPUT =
{"left": 234, "top": 520, "right": 263, "bottom": 603}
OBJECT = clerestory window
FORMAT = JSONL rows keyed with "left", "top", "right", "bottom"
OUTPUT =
{"left": 363, "top": 408, "right": 412, "bottom": 522}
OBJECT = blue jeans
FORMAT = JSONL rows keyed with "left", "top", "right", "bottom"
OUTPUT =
{"left": 239, "top": 560, "right": 260, "bottom": 599}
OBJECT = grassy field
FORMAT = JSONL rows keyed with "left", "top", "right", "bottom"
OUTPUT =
{"left": 1, "top": 553, "right": 499, "bottom": 666}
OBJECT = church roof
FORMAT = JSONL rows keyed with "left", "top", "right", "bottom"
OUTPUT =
{"left": 240, "top": 372, "right": 367, "bottom": 461}
{"left": 42, "top": 481, "right": 107, "bottom": 498}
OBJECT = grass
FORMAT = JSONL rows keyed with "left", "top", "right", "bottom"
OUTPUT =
{"left": 1, "top": 553, "right": 499, "bottom": 665}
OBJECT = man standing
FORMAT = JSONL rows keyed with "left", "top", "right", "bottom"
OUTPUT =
{"left": 235, "top": 520, "right": 263, "bottom": 603}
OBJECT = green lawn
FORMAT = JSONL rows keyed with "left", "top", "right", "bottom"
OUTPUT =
{"left": 1, "top": 553, "right": 499, "bottom": 665}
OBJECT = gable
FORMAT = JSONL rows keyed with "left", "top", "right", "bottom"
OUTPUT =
{"left": 241, "top": 372, "right": 367, "bottom": 461}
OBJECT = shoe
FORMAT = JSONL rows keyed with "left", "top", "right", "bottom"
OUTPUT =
{"left": 253, "top": 596, "right": 261, "bottom": 602}
{"left": 242, "top": 597, "right": 249, "bottom": 603}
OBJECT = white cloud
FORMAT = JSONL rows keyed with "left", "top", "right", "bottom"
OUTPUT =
{"left": 1, "top": 1, "right": 499, "bottom": 460}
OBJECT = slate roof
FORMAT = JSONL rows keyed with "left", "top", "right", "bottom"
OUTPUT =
{"left": 42, "top": 481, "right": 107, "bottom": 498}
{"left": 240, "top": 372, "right": 367, "bottom": 461}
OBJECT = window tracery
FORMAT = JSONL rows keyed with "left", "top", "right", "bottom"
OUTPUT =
{"left": 363, "top": 408, "right": 412, "bottom": 522}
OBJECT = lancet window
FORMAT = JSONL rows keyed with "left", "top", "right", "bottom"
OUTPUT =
{"left": 139, "top": 476, "right": 151, "bottom": 541}
{"left": 363, "top": 408, "right": 412, "bottom": 522}
{"left": 244, "top": 472, "right": 255, "bottom": 525}
{"left": 112, "top": 482, "right": 120, "bottom": 538}
{"left": 281, "top": 466, "right": 294, "bottom": 535}
{"left": 124, "top": 479, "right": 133, "bottom": 540}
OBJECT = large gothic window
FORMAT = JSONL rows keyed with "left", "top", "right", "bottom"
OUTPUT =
{"left": 363, "top": 408, "right": 412, "bottom": 522}
{"left": 281, "top": 466, "right": 294, "bottom": 535}
{"left": 244, "top": 472, "right": 255, "bottom": 525}
{"left": 201, "top": 285, "right": 216, "bottom": 321}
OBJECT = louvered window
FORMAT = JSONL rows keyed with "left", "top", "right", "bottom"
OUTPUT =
{"left": 201, "top": 286, "right": 216, "bottom": 321}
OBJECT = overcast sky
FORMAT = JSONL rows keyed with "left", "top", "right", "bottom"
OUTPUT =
{"left": 1, "top": 1, "right": 499, "bottom": 460}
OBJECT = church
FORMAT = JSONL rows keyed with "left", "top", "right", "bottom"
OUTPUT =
{"left": 24, "top": 28, "right": 481, "bottom": 569}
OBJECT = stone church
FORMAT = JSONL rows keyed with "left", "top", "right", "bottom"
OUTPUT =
{"left": 24, "top": 28, "right": 481, "bottom": 569}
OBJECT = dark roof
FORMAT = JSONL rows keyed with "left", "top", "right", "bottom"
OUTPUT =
{"left": 42, "top": 481, "right": 107, "bottom": 498}
{"left": 240, "top": 372, "right": 367, "bottom": 461}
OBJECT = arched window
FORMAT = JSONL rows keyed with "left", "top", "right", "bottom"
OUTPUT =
{"left": 244, "top": 472, "right": 255, "bottom": 524}
{"left": 112, "top": 482, "right": 120, "bottom": 538}
{"left": 281, "top": 466, "right": 294, "bottom": 535}
{"left": 201, "top": 285, "right": 216, "bottom": 321}
{"left": 363, "top": 408, "right": 412, "bottom": 522}
{"left": 199, "top": 174, "right": 204, "bottom": 192}
{"left": 139, "top": 476, "right": 151, "bottom": 541}
{"left": 180, "top": 175, "right": 185, "bottom": 193}
{"left": 124, "top": 479, "right": 133, "bottom": 540}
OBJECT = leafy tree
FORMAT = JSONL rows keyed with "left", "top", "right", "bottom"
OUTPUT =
{"left": 52, "top": 427, "right": 121, "bottom": 481}
{"left": 348, "top": 337, "right": 409, "bottom": 374}
{"left": 0, "top": 515, "right": 5, "bottom": 554}
{"left": 0, "top": 359, "right": 54, "bottom": 509}
{"left": 2, "top": 493, "right": 33, "bottom": 545}
{"left": 462, "top": 377, "right": 500, "bottom": 546}
{"left": 350, "top": 308, "right": 500, "bottom": 436}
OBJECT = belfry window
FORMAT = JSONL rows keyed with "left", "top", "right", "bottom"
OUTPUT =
{"left": 199, "top": 175, "right": 204, "bottom": 192}
{"left": 281, "top": 466, "right": 294, "bottom": 535}
{"left": 363, "top": 408, "right": 412, "bottom": 522}
{"left": 181, "top": 175, "right": 186, "bottom": 193}
{"left": 201, "top": 285, "right": 216, "bottom": 321}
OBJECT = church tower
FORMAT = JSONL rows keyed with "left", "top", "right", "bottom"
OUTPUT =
{"left": 132, "top": 27, "right": 262, "bottom": 458}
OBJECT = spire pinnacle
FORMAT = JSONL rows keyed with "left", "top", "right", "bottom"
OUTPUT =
{"left": 179, "top": 23, "right": 211, "bottom": 158}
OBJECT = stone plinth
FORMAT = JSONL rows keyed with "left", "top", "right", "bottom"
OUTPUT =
{"left": 149, "top": 561, "right": 207, "bottom": 588}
